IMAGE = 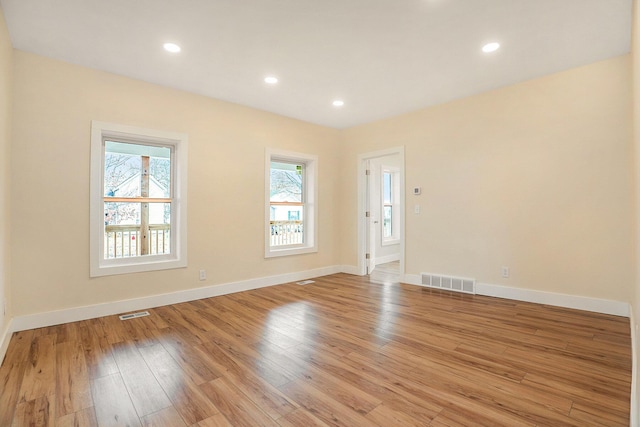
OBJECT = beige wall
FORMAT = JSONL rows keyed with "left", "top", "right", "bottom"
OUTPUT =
{"left": 10, "top": 51, "right": 341, "bottom": 316}
{"left": 0, "top": 8, "right": 12, "bottom": 341}
{"left": 341, "top": 55, "right": 634, "bottom": 303}
{"left": 632, "top": 0, "right": 640, "bottom": 422}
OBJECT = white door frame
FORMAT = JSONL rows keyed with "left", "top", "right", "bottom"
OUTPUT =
{"left": 365, "top": 159, "right": 376, "bottom": 274}
{"left": 357, "top": 146, "right": 405, "bottom": 276}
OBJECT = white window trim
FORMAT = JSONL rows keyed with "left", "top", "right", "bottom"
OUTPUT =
{"left": 265, "top": 148, "right": 318, "bottom": 258}
{"left": 381, "top": 166, "right": 400, "bottom": 246}
{"left": 90, "top": 121, "right": 188, "bottom": 277}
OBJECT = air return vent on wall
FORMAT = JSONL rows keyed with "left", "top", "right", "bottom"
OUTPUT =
{"left": 421, "top": 273, "right": 475, "bottom": 294}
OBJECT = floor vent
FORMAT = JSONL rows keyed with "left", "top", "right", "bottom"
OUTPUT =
{"left": 119, "top": 311, "right": 150, "bottom": 320}
{"left": 421, "top": 273, "right": 475, "bottom": 294}
{"left": 296, "top": 280, "right": 315, "bottom": 286}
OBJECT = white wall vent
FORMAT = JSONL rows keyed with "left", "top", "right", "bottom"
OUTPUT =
{"left": 421, "top": 273, "right": 475, "bottom": 294}
{"left": 119, "top": 311, "right": 150, "bottom": 320}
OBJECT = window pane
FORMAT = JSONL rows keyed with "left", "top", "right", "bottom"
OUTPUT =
{"left": 149, "top": 202, "right": 171, "bottom": 225}
{"left": 105, "top": 141, "right": 171, "bottom": 198}
{"left": 270, "top": 206, "right": 304, "bottom": 247}
{"left": 104, "top": 202, "right": 141, "bottom": 259}
{"left": 149, "top": 203, "right": 171, "bottom": 255}
{"left": 383, "top": 206, "right": 392, "bottom": 238}
{"left": 270, "top": 205, "right": 303, "bottom": 222}
{"left": 104, "top": 201, "right": 141, "bottom": 226}
{"left": 270, "top": 161, "right": 303, "bottom": 203}
{"left": 104, "top": 201, "right": 172, "bottom": 259}
{"left": 104, "top": 201, "right": 171, "bottom": 226}
{"left": 149, "top": 157, "right": 171, "bottom": 197}
{"left": 383, "top": 172, "right": 392, "bottom": 204}
{"left": 104, "top": 152, "right": 141, "bottom": 197}
{"left": 288, "top": 210, "right": 300, "bottom": 221}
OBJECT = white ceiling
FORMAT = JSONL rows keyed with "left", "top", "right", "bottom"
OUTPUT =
{"left": 0, "top": 0, "right": 633, "bottom": 129}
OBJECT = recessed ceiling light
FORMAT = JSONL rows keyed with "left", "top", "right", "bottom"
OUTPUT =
{"left": 163, "top": 43, "right": 181, "bottom": 53}
{"left": 264, "top": 76, "right": 278, "bottom": 84}
{"left": 482, "top": 42, "right": 500, "bottom": 53}
{"left": 332, "top": 100, "right": 345, "bottom": 107}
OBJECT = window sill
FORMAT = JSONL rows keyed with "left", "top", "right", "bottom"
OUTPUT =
{"left": 90, "top": 256, "right": 187, "bottom": 277}
{"left": 265, "top": 245, "right": 317, "bottom": 258}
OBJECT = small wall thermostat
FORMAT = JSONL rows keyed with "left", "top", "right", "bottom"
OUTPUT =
{"left": 413, "top": 187, "right": 422, "bottom": 195}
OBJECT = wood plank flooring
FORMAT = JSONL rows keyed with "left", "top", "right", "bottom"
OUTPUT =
{"left": 369, "top": 261, "right": 401, "bottom": 286}
{"left": 0, "top": 273, "right": 632, "bottom": 426}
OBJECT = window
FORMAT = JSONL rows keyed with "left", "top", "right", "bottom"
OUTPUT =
{"left": 382, "top": 167, "right": 400, "bottom": 243}
{"left": 265, "top": 149, "right": 317, "bottom": 257}
{"left": 383, "top": 171, "right": 393, "bottom": 238}
{"left": 90, "top": 121, "right": 187, "bottom": 277}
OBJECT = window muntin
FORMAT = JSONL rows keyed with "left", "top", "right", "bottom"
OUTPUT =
{"left": 90, "top": 121, "right": 187, "bottom": 277}
{"left": 265, "top": 149, "right": 317, "bottom": 257}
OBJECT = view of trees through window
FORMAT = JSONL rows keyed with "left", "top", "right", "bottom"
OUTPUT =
{"left": 103, "top": 141, "right": 172, "bottom": 258}
{"left": 270, "top": 161, "right": 304, "bottom": 246}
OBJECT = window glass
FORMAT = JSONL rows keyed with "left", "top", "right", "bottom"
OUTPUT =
{"left": 103, "top": 141, "right": 172, "bottom": 259}
{"left": 270, "top": 161, "right": 303, "bottom": 203}
{"left": 383, "top": 172, "right": 392, "bottom": 204}
{"left": 383, "top": 206, "right": 392, "bottom": 238}
{"left": 383, "top": 172, "right": 392, "bottom": 238}
{"left": 270, "top": 161, "right": 304, "bottom": 247}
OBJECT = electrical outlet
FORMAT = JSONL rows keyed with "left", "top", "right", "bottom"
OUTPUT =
{"left": 501, "top": 266, "right": 510, "bottom": 278}
{"left": 199, "top": 269, "right": 207, "bottom": 281}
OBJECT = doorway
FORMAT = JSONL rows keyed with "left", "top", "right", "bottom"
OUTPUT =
{"left": 357, "top": 147, "right": 405, "bottom": 281}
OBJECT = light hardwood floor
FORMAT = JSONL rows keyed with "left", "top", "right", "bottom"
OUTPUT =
{"left": 370, "top": 261, "right": 401, "bottom": 285}
{"left": 0, "top": 273, "right": 632, "bottom": 426}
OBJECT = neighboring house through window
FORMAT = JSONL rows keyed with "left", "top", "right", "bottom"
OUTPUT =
{"left": 265, "top": 148, "right": 317, "bottom": 257}
{"left": 90, "top": 121, "right": 188, "bottom": 277}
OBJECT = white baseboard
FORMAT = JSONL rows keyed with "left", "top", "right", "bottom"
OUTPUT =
{"left": 375, "top": 254, "right": 400, "bottom": 265}
{"left": 402, "top": 274, "right": 629, "bottom": 317}
{"left": 630, "top": 307, "right": 638, "bottom": 427}
{"left": 0, "top": 318, "right": 13, "bottom": 365}
{"left": 10, "top": 265, "right": 342, "bottom": 333}
{"left": 475, "top": 282, "right": 629, "bottom": 317}
{"left": 402, "top": 273, "right": 422, "bottom": 286}
{"left": 340, "top": 265, "right": 361, "bottom": 276}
